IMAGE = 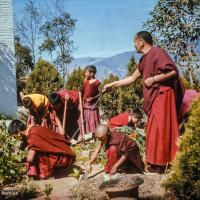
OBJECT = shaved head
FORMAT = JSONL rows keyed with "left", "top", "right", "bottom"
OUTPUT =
{"left": 95, "top": 124, "right": 109, "bottom": 139}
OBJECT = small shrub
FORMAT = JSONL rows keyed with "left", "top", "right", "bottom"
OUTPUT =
{"left": 25, "top": 59, "right": 63, "bottom": 96}
{"left": 163, "top": 97, "right": 200, "bottom": 199}
{"left": 0, "top": 119, "right": 26, "bottom": 186}
{"left": 65, "top": 67, "right": 84, "bottom": 90}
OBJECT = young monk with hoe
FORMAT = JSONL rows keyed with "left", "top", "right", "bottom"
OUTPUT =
{"left": 103, "top": 31, "right": 184, "bottom": 173}
{"left": 8, "top": 120, "right": 76, "bottom": 179}
{"left": 48, "top": 90, "right": 80, "bottom": 139}
{"left": 82, "top": 65, "right": 101, "bottom": 135}
{"left": 87, "top": 124, "right": 144, "bottom": 175}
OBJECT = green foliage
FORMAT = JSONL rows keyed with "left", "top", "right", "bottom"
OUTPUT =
{"left": 101, "top": 74, "right": 121, "bottom": 120}
{"left": 44, "top": 183, "right": 53, "bottom": 199}
{"left": 181, "top": 77, "right": 193, "bottom": 89}
{"left": 25, "top": 59, "right": 63, "bottom": 96}
{"left": 0, "top": 182, "right": 40, "bottom": 199}
{"left": 116, "top": 126, "right": 146, "bottom": 157}
{"left": 183, "top": 69, "right": 200, "bottom": 90}
{"left": 65, "top": 67, "right": 84, "bottom": 90}
{"left": 144, "top": 0, "right": 200, "bottom": 66}
{"left": 15, "top": 37, "right": 34, "bottom": 104}
{"left": 0, "top": 120, "right": 26, "bottom": 186}
{"left": 18, "top": 182, "right": 40, "bottom": 200}
{"left": 101, "top": 57, "right": 143, "bottom": 120}
{"left": 163, "top": 97, "right": 200, "bottom": 200}
{"left": 40, "top": 4, "right": 76, "bottom": 81}
{"left": 70, "top": 168, "right": 81, "bottom": 180}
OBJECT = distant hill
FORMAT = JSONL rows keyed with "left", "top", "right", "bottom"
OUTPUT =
{"left": 69, "top": 51, "right": 141, "bottom": 80}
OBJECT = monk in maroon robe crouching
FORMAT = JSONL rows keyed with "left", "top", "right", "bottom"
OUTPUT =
{"left": 87, "top": 125, "right": 144, "bottom": 175}
{"left": 8, "top": 120, "right": 76, "bottom": 179}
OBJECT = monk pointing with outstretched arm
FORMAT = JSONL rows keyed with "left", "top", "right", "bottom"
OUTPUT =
{"left": 103, "top": 31, "right": 184, "bottom": 173}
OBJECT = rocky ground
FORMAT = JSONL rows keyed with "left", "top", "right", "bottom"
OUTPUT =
{"left": 1, "top": 133, "right": 166, "bottom": 200}
{"left": 29, "top": 139, "right": 166, "bottom": 200}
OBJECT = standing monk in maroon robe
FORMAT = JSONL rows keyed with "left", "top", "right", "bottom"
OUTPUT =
{"left": 103, "top": 31, "right": 184, "bottom": 173}
{"left": 82, "top": 65, "right": 101, "bottom": 134}
{"left": 8, "top": 120, "right": 76, "bottom": 179}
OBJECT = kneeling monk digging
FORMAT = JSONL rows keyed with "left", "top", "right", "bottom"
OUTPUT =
{"left": 8, "top": 120, "right": 76, "bottom": 179}
{"left": 87, "top": 124, "right": 144, "bottom": 175}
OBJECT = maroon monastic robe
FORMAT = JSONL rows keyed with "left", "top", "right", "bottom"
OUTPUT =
{"left": 108, "top": 112, "right": 129, "bottom": 129}
{"left": 49, "top": 90, "right": 80, "bottom": 138}
{"left": 27, "top": 126, "right": 75, "bottom": 179}
{"left": 104, "top": 130, "right": 144, "bottom": 173}
{"left": 138, "top": 46, "right": 184, "bottom": 166}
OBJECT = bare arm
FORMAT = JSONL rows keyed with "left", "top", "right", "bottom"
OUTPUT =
{"left": 110, "top": 154, "right": 127, "bottom": 174}
{"left": 20, "top": 91, "right": 25, "bottom": 102}
{"left": 103, "top": 69, "right": 141, "bottom": 90}
{"left": 154, "top": 70, "right": 177, "bottom": 83}
{"left": 55, "top": 116, "right": 65, "bottom": 135}
{"left": 144, "top": 70, "right": 177, "bottom": 88}
{"left": 88, "top": 141, "right": 103, "bottom": 165}
{"left": 27, "top": 149, "right": 36, "bottom": 163}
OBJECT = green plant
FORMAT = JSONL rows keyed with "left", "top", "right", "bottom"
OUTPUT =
{"left": 70, "top": 168, "right": 81, "bottom": 180}
{"left": 44, "top": 183, "right": 53, "bottom": 199}
{"left": 163, "top": 97, "right": 200, "bottom": 199}
{"left": 18, "top": 182, "right": 40, "bottom": 200}
{"left": 25, "top": 59, "right": 63, "bottom": 96}
{"left": 0, "top": 119, "right": 26, "bottom": 186}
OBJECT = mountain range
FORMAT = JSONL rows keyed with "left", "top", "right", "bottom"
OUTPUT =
{"left": 69, "top": 51, "right": 142, "bottom": 80}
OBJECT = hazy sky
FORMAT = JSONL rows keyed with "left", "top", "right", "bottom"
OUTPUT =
{"left": 13, "top": 0, "right": 157, "bottom": 58}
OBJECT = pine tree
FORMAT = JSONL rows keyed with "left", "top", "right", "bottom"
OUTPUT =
{"left": 101, "top": 74, "right": 121, "bottom": 120}
{"left": 101, "top": 56, "right": 143, "bottom": 120}
{"left": 65, "top": 67, "right": 84, "bottom": 91}
{"left": 25, "top": 59, "right": 63, "bottom": 96}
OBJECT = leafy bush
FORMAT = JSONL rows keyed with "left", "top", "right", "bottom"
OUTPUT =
{"left": 0, "top": 119, "right": 26, "bottom": 186}
{"left": 100, "top": 74, "right": 121, "bottom": 120}
{"left": 163, "top": 97, "right": 200, "bottom": 200}
{"left": 25, "top": 59, "right": 63, "bottom": 96}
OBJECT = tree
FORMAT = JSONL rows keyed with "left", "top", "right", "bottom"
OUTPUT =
{"left": 101, "top": 74, "right": 121, "bottom": 120}
{"left": 39, "top": 0, "right": 76, "bottom": 83}
{"left": 163, "top": 97, "right": 200, "bottom": 200}
{"left": 118, "top": 56, "right": 143, "bottom": 113}
{"left": 65, "top": 67, "right": 84, "bottom": 91}
{"left": 15, "top": 36, "right": 34, "bottom": 104}
{"left": 144, "top": 0, "right": 200, "bottom": 85}
{"left": 15, "top": 0, "right": 42, "bottom": 65}
{"left": 25, "top": 59, "right": 63, "bottom": 96}
{"left": 101, "top": 56, "right": 143, "bottom": 120}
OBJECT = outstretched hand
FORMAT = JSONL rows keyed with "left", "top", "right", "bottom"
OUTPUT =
{"left": 102, "top": 84, "right": 112, "bottom": 93}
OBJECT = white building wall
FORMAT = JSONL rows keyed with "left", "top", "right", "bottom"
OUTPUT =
{"left": 0, "top": 0, "right": 17, "bottom": 117}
